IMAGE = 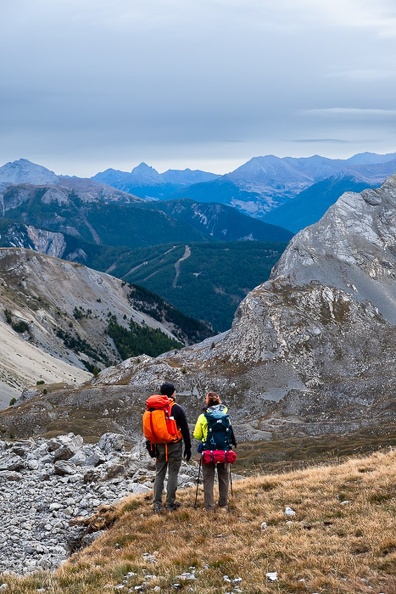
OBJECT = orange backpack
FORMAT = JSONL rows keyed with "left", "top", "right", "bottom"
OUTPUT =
{"left": 143, "top": 394, "right": 183, "bottom": 445}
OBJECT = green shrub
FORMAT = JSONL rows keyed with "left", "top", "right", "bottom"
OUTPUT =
{"left": 12, "top": 320, "right": 29, "bottom": 333}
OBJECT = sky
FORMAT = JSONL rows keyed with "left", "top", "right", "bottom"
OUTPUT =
{"left": 1, "top": 0, "right": 396, "bottom": 177}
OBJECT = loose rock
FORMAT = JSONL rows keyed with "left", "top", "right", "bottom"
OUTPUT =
{"left": 0, "top": 432, "right": 197, "bottom": 575}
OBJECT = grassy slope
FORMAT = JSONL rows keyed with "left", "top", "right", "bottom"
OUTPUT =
{"left": 5, "top": 448, "right": 395, "bottom": 593}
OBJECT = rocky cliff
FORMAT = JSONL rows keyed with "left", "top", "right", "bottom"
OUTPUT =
{"left": 273, "top": 176, "right": 396, "bottom": 322}
{"left": 0, "top": 248, "right": 203, "bottom": 408}
{"left": 1, "top": 176, "right": 395, "bottom": 443}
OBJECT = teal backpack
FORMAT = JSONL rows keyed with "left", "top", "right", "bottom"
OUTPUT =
{"left": 203, "top": 405, "right": 233, "bottom": 451}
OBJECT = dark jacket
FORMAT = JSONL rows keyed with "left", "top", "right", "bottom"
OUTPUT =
{"left": 172, "top": 402, "right": 191, "bottom": 450}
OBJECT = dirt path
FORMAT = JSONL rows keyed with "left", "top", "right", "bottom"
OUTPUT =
{"left": 172, "top": 245, "right": 191, "bottom": 288}
{"left": 121, "top": 246, "right": 179, "bottom": 279}
{"left": 82, "top": 214, "right": 102, "bottom": 245}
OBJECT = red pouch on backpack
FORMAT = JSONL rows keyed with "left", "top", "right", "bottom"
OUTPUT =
{"left": 201, "top": 450, "right": 237, "bottom": 464}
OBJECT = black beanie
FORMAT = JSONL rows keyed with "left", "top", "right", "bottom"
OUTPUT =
{"left": 160, "top": 382, "right": 175, "bottom": 397}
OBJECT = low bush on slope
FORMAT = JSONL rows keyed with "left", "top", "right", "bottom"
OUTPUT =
{"left": 4, "top": 448, "right": 395, "bottom": 593}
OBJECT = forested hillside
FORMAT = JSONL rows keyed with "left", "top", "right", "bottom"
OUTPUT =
{"left": 103, "top": 241, "right": 288, "bottom": 331}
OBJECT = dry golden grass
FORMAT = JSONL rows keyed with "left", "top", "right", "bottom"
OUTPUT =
{"left": 2, "top": 448, "right": 395, "bottom": 593}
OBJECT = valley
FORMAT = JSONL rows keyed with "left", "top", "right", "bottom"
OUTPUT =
{"left": 0, "top": 168, "right": 394, "bottom": 449}
{"left": 0, "top": 155, "right": 394, "bottom": 446}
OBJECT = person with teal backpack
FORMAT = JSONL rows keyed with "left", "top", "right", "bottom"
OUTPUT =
{"left": 193, "top": 391, "right": 237, "bottom": 512}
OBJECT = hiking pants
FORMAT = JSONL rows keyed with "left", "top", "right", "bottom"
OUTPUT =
{"left": 202, "top": 461, "right": 230, "bottom": 509}
{"left": 153, "top": 440, "right": 183, "bottom": 508}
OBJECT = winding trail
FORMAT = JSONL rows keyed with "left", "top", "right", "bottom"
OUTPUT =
{"left": 172, "top": 245, "right": 191, "bottom": 288}
{"left": 121, "top": 246, "right": 178, "bottom": 279}
{"left": 82, "top": 214, "right": 102, "bottom": 245}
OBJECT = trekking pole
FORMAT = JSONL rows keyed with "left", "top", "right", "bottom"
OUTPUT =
{"left": 194, "top": 456, "right": 202, "bottom": 509}
{"left": 229, "top": 464, "right": 233, "bottom": 498}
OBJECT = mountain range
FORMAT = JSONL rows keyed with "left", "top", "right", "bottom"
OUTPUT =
{"left": 3, "top": 153, "right": 394, "bottom": 241}
{"left": 1, "top": 152, "right": 396, "bottom": 332}
{"left": 1, "top": 172, "right": 395, "bottom": 448}
{"left": 1, "top": 153, "right": 396, "bottom": 330}
{"left": 0, "top": 158, "right": 293, "bottom": 330}
{"left": 93, "top": 152, "right": 396, "bottom": 228}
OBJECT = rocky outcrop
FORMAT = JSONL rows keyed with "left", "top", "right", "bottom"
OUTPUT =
{"left": 0, "top": 432, "right": 197, "bottom": 575}
{"left": 273, "top": 178, "right": 396, "bottom": 323}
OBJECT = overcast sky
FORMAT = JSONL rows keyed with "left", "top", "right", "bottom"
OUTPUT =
{"left": 1, "top": 0, "right": 396, "bottom": 177}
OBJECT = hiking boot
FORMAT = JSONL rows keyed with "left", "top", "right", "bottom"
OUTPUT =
{"left": 165, "top": 503, "right": 180, "bottom": 512}
{"left": 165, "top": 501, "right": 181, "bottom": 511}
{"left": 203, "top": 507, "right": 215, "bottom": 513}
{"left": 217, "top": 506, "right": 228, "bottom": 513}
{"left": 153, "top": 504, "right": 162, "bottom": 514}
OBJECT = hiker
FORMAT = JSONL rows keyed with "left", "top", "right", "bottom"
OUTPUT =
{"left": 150, "top": 382, "right": 191, "bottom": 513}
{"left": 193, "top": 391, "right": 237, "bottom": 512}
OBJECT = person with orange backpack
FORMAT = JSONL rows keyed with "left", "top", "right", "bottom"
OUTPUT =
{"left": 143, "top": 382, "right": 191, "bottom": 513}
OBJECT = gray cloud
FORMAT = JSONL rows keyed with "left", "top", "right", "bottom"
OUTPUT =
{"left": 1, "top": 0, "right": 396, "bottom": 176}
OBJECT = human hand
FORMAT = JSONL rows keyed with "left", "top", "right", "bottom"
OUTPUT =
{"left": 183, "top": 448, "right": 191, "bottom": 461}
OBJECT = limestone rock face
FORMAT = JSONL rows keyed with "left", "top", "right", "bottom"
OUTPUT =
{"left": 273, "top": 179, "right": 396, "bottom": 323}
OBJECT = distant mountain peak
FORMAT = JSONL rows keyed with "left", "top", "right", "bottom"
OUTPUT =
{"left": 130, "top": 162, "right": 160, "bottom": 177}
{"left": 346, "top": 151, "right": 396, "bottom": 165}
{"left": 0, "top": 159, "right": 59, "bottom": 185}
